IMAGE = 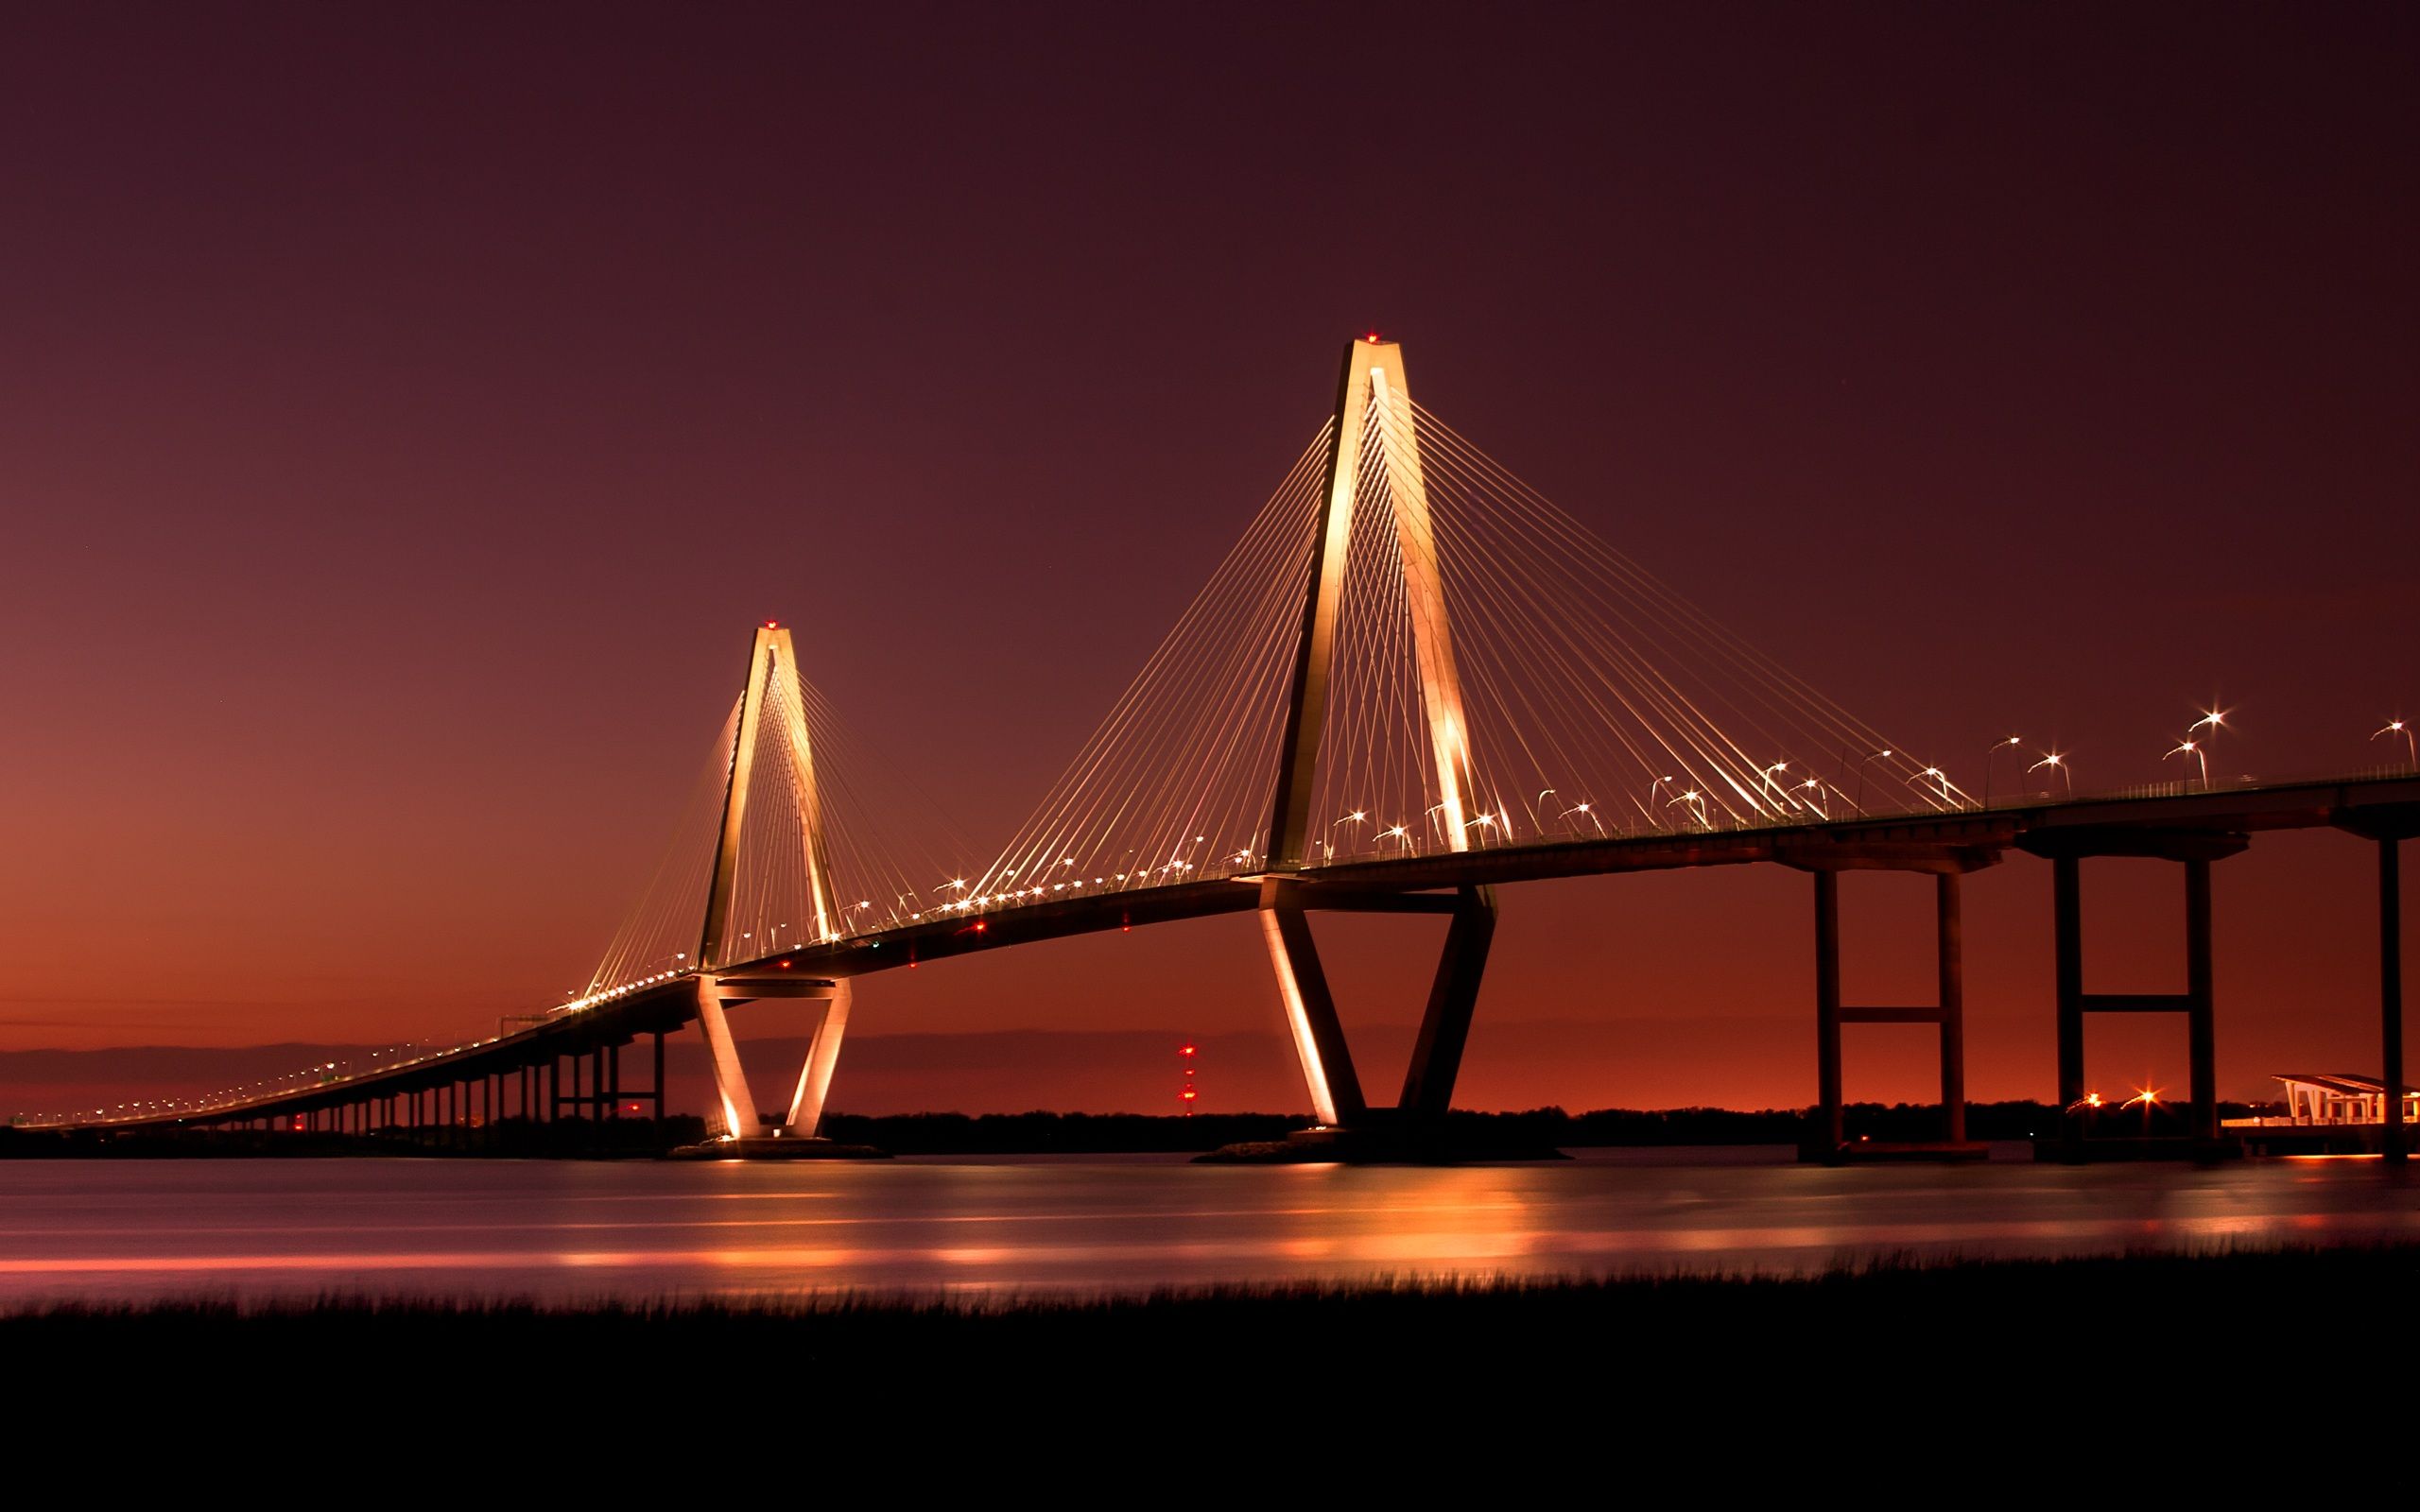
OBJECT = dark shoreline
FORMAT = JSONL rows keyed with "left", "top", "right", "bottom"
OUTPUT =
{"left": 0, "top": 1098, "right": 2260, "bottom": 1158}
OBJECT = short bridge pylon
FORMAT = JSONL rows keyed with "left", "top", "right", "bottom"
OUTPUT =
{"left": 685, "top": 624, "right": 873, "bottom": 1155}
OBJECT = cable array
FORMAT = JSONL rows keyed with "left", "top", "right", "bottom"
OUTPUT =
{"left": 715, "top": 668, "right": 975, "bottom": 961}
{"left": 574, "top": 664, "right": 975, "bottom": 1005}
{"left": 581, "top": 698, "right": 742, "bottom": 1000}
{"left": 1309, "top": 397, "right": 1967, "bottom": 855}
{"left": 970, "top": 426, "right": 1333, "bottom": 904}
{"left": 971, "top": 392, "right": 1964, "bottom": 909}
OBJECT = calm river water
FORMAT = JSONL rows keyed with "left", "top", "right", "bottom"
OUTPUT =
{"left": 4, "top": 1149, "right": 2415, "bottom": 1306}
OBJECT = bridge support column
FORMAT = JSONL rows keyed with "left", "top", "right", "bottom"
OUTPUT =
{"left": 2031, "top": 829, "right": 2246, "bottom": 1157}
{"left": 1939, "top": 872, "right": 1968, "bottom": 1143}
{"left": 1814, "top": 873, "right": 1843, "bottom": 1150}
{"left": 1800, "top": 864, "right": 1979, "bottom": 1161}
{"left": 2187, "top": 859, "right": 2217, "bottom": 1143}
{"left": 2335, "top": 809, "right": 2420, "bottom": 1162}
{"left": 2054, "top": 855, "right": 2083, "bottom": 1115}
{"left": 2383, "top": 837, "right": 2406, "bottom": 1165}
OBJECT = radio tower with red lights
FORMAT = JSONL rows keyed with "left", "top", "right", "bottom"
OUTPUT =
{"left": 1179, "top": 1040, "right": 1198, "bottom": 1115}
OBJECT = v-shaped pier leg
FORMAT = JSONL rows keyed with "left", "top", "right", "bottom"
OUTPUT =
{"left": 694, "top": 977, "right": 759, "bottom": 1140}
{"left": 1258, "top": 880, "right": 1367, "bottom": 1128}
{"left": 1399, "top": 886, "right": 1498, "bottom": 1118}
{"left": 782, "top": 981, "right": 851, "bottom": 1137}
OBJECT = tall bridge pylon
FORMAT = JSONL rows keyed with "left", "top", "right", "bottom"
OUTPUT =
{"left": 691, "top": 623, "right": 853, "bottom": 1142}
{"left": 1260, "top": 337, "right": 1499, "bottom": 1132}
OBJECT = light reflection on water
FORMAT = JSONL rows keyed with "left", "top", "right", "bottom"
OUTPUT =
{"left": 0, "top": 1150, "right": 2413, "bottom": 1306}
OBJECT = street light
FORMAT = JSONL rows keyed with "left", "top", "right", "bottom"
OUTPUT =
{"left": 1331, "top": 810, "right": 1368, "bottom": 856}
{"left": 1645, "top": 775, "right": 1677, "bottom": 827}
{"left": 2165, "top": 738, "right": 2209, "bottom": 790}
{"left": 1853, "top": 749, "right": 1893, "bottom": 815}
{"left": 2375, "top": 719, "right": 2416, "bottom": 767}
{"left": 2121, "top": 1083, "right": 2162, "bottom": 1136}
{"left": 1909, "top": 765, "right": 1953, "bottom": 804}
{"left": 2028, "top": 749, "right": 2073, "bottom": 797}
{"left": 2065, "top": 1091, "right": 2105, "bottom": 1141}
{"left": 1981, "top": 735, "right": 2021, "bottom": 809}
{"left": 1759, "top": 761, "right": 1790, "bottom": 812}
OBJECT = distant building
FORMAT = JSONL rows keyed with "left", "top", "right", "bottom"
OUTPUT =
{"left": 2226, "top": 1073, "right": 2420, "bottom": 1128}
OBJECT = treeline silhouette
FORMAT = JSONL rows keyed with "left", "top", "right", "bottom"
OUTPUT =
{"left": 1, "top": 1099, "right": 2272, "bottom": 1158}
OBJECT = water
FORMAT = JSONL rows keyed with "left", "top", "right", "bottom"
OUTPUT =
{"left": 3, "top": 1150, "right": 2415, "bottom": 1306}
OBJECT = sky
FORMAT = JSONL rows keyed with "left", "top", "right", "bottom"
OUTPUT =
{"left": 2, "top": 3, "right": 2415, "bottom": 1121}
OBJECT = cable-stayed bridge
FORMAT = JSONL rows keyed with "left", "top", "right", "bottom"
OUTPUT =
{"left": 41, "top": 339, "right": 2420, "bottom": 1159}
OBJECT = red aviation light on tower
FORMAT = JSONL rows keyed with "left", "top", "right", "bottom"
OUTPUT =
{"left": 1179, "top": 1040, "right": 1199, "bottom": 1114}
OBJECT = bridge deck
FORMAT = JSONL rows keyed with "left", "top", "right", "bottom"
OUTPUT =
{"left": 53, "top": 773, "right": 2420, "bottom": 1132}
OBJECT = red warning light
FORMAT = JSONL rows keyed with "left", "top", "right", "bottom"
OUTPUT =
{"left": 1180, "top": 1043, "right": 1197, "bottom": 1057}
{"left": 1364, "top": 329, "right": 1382, "bottom": 343}
{"left": 974, "top": 921, "right": 987, "bottom": 934}
{"left": 780, "top": 959, "right": 793, "bottom": 969}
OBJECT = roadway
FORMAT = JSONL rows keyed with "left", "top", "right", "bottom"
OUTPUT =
{"left": 44, "top": 770, "right": 2420, "bottom": 1133}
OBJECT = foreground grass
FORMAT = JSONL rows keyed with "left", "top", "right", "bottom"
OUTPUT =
{"left": 12, "top": 1246, "right": 2414, "bottom": 1377}
{"left": 15, "top": 1249, "right": 2411, "bottom": 1469}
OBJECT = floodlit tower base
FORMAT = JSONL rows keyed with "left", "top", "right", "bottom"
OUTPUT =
{"left": 1202, "top": 881, "right": 1559, "bottom": 1163}
{"left": 681, "top": 972, "right": 889, "bottom": 1156}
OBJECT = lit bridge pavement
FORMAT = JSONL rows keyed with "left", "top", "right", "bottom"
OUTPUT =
{"left": 39, "top": 339, "right": 2420, "bottom": 1160}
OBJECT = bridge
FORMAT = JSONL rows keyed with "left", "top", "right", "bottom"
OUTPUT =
{"left": 36, "top": 339, "right": 2420, "bottom": 1160}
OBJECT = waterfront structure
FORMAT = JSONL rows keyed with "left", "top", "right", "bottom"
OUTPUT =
{"left": 35, "top": 340, "right": 2418, "bottom": 1163}
{"left": 2233, "top": 1074, "right": 2420, "bottom": 1127}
